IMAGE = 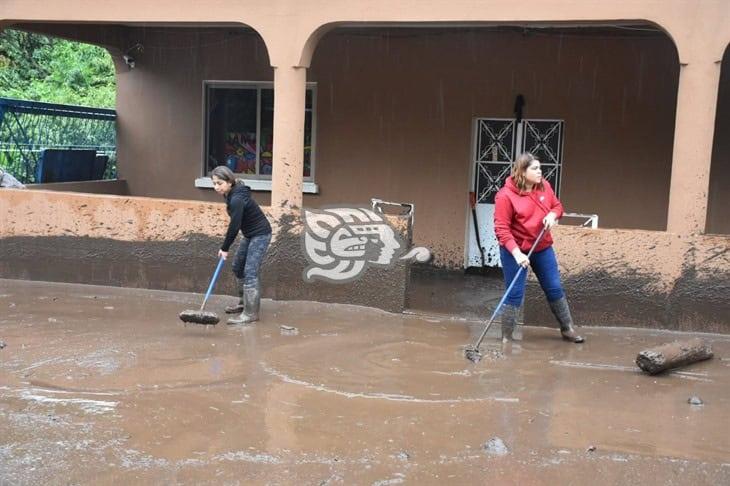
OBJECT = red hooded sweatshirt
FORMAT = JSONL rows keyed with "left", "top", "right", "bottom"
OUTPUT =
{"left": 494, "top": 176, "right": 563, "bottom": 254}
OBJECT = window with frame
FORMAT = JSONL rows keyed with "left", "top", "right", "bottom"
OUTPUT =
{"left": 204, "top": 81, "right": 315, "bottom": 181}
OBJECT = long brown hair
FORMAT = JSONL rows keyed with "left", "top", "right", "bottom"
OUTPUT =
{"left": 511, "top": 152, "right": 544, "bottom": 192}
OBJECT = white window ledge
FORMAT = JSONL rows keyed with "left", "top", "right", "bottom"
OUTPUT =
{"left": 195, "top": 177, "right": 319, "bottom": 194}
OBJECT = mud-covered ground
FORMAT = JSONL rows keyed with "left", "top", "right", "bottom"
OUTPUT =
{"left": 1, "top": 279, "right": 729, "bottom": 485}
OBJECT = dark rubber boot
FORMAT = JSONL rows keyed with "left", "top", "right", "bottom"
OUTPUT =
{"left": 500, "top": 304, "right": 521, "bottom": 343}
{"left": 548, "top": 297, "right": 585, "bottom": 343}
{"left": 227, "top": 284, "right": 260, "bottom": 325}
{"left": 225, "top": 279, "right": 244, "bottom": 314}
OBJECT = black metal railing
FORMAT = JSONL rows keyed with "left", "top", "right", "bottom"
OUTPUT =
{"left": 0, "top": 97, "right": 117, "bottom": 183}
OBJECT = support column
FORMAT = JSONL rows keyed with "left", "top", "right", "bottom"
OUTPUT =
{"left": 667, "top": 60, "right": 722, "bottom": 233}
{"left": 271, "top": 66, "right": 307, "bottom": 211}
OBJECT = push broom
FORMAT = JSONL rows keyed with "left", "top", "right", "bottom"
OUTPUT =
{"left": 464, "top": 226, "right": 546, "bottom": 363}
{"left": 179, "top": 256, "right": 225, "bottom": 325}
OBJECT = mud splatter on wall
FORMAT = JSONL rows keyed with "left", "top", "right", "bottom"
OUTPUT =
{"left": 0, "top": 190, "right": 411, "bottom": 312}
{"left": 525, "top": 227, "right": 730, "bottom": 333}
{"left": 1, "top": 190, "right": 727, "bottom": 330}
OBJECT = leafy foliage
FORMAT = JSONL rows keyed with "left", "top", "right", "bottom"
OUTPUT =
{"left": 0, "top": 29, "right": 116, "bottom": 108}
{"left": 0, "top": 29, "right": 117, "bottom": 182}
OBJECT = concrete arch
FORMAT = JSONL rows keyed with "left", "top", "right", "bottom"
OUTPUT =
{"left": 267, "top": 1, "right": 722, "bottom": 70}
{"left": 0, "top": 20, "right": 277, "bottom": 200}
{"left": 1, "top": 18, "right": 275, "bottom": 72}
{"left": 653, "top": 7, "right": 729, "bottom": 64}
{"left": 300, "top": 20, "right": 684, "bottom": 237}
{"left": 298, "top": 18, "right": 682, "bottom": 70}
{"left": 632, "top": 19, "right": 682, "bottom": 62}
{"left": 298, "top": 22, "right": 347, "bottom": 68}
{"left": 1, "top": 0, "right": 727, "bottom": 69}
{"left": 706, "top": 42, "right": 730, "bottom": 234}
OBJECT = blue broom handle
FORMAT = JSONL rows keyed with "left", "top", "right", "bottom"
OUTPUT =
{"left": 488, "top": 226, "right": 547, "bottom": 319}
{"left": 200, "top": 256, "right": 226, "bottom": 311}
{"left": 471, "top": 226, "right": 547, "bottom": 350}
{"left": 486, "top": 265, "right": 525, "bottom": 324}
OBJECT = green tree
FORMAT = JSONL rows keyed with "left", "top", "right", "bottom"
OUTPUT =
{"left": 0, "top": 29, "right": 116, "bottom": 108}
{"left": 0, "top": 29, "right": 117, "bottom": 182}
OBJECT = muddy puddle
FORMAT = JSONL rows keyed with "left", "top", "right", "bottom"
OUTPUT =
{"left": 1, "top": 279, "right": 729, "bottom": 484}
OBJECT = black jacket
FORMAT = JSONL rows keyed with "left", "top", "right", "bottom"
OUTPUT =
{"left": 221, "top": 183, "right": 272, "bottom": 251}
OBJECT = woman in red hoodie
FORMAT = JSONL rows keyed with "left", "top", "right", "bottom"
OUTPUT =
{"left": 493, "top": 152, "right": 584, "bottom": 343}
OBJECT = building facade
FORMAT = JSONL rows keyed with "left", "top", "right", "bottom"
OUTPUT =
{"left": 1, "top": 1, "right": 728, "bottom": 330}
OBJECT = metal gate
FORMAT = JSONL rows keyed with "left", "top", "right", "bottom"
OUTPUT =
{"left": 466, "top": 118, "right": 564, "bottom": 268}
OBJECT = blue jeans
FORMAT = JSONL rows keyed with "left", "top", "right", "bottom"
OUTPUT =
{"left": 232, "top": 233, "right": 272, "bottom": 287}
{"left": 499, "top": 245, "right": 565, "bottom": 307}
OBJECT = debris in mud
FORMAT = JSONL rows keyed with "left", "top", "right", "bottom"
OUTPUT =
{"left": 464, "top": 348, "right": 482, "bottom": 363}
{"left": 0, "top": 340, "right": 6, "bottom": 349}
{"left": 688, "top": 396, "right": 704, "bottom": 406}
{"left": 587, "top": 445, "right": 597, "bottom": 453}
{"left": 395, "top": 450, "right": 411, "bottom": 461}
{"left": 280, "top": 325, "right": 299, "bottom": 335}
{"left": 318, "top": 476, "right": 343, "bottom": 486}
{"left": 483, "top": 437, "right": 509, "bottom": 456}
{"left": 465, "top": 347, "right": 503, "bottom": 364}
{"left": 372, "top": 473, "right": 405, "bottom": 486}
{"left": 488, "top": 348, "right": 505, "bottom": 359}
{"left": 636, "top": 338, "right": 713, "bottom": 375}
{"left": 481, "top": 348, "right": 504, "bottom": 360}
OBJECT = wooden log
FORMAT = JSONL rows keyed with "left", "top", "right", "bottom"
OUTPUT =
{"left": 636, "top": 338, "right": 713, "bottom": 375}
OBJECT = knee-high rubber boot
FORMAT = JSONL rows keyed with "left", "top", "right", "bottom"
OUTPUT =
{"left": 225, "top": 278, "right": 244, "bottom": 314}
{"left": 500, "top": 304, "right": 521, "bottom": 343}
{"left": 548, "top": 297, "right": 585, "bottom": 343}
{"left": 227, "top": 284, "right": 260, "bottom": 325}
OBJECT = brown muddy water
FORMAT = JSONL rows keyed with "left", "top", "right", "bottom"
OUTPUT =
{"left": 1, "top": 279, "right": 729, "bottom": 485}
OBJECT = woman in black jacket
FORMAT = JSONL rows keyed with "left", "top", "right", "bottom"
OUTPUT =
{"left": 211, "top": 165, "right": 272, "bottom": 325}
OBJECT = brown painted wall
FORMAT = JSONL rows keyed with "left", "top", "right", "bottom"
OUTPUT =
{"left": 707, "top": 45, "right": 730, "bottom": 235}
{"left": 105, "top": 27, "right": 681, "bottom": 268}
{"left": 114, "top": 27, "right": 273, "bottom": 207}
{"left": 1, "top": 0, "right": 728, "bottom": 240}
{"left": 16, "top": 25, "right": 724, "bottom": 267}
{"left": 307, "top": 29, "right": 679, "bottom": 267}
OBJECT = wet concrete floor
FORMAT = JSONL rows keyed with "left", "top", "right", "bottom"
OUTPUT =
{"left": 1, "top": 278, "right": 729, "bottom": 484}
